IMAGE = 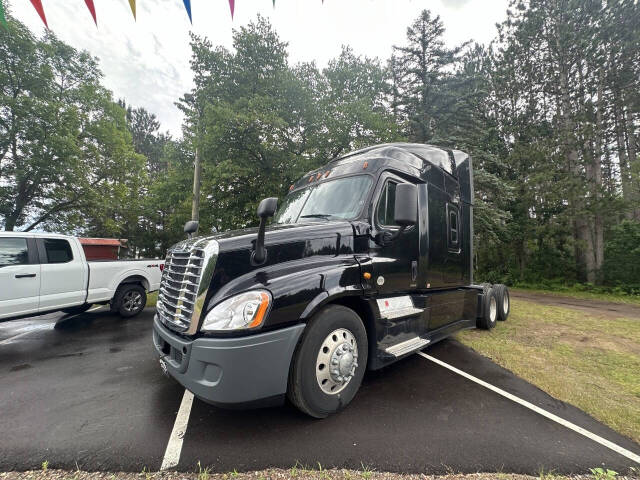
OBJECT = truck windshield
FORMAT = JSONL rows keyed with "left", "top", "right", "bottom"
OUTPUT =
{"left": 274, "top": 175, "right": 372, "bottom": 224}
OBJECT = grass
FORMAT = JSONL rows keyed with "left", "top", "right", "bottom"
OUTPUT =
{"left": 146, "top": 291, "right": 158, "bottom": 308}
{"left": 512, "top": 285, "right": 640, "bottom": 306}
{"left": 2, "top": 468, "right": 639, "bottom": 480}
{"left": 457, "top": 299, "right": 640, "bottom": 443}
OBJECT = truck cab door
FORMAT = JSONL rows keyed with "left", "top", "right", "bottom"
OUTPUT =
{"left": 369, "top": 173, "right": 420, "bottom": 294}
{"left": 37, "top": 238, "right": 87, "bottom": 311}
{"left": 0, "top": 237, "right": 41, "bottom": 319}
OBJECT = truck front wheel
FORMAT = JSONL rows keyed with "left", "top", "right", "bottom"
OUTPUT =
{"left": 113, "top": 284, "right": 147, "bottom": 318}
{"left": 287, "top": 305, "right": 368, "bottom": 418}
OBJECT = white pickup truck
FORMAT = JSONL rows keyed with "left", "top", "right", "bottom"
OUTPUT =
{"left": 0, "top": 232, "right": 164, "bottom": 321}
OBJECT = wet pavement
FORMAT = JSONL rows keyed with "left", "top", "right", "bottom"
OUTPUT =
{"left": 0, "top": 307, "right": 638, "bottom": 474}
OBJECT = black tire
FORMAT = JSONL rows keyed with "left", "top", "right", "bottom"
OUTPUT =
{"left": 113, "top": 284, "right": 147, "bottom": 318}
{"left": 477, "top": 288, "right": 498, "bottom": 330}
{"left": 288, "top": 305, "right": 368, "bottom": 419}
{"left": 493, "top": 284, "right": 510, "bottom": 321}
{"left": 61, "top": 304, "right": 92, "bottom": 315}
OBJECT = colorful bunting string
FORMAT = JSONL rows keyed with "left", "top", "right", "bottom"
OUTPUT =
{"left": 84, "top": 0, "right": 97, "bottom": 26}
{"left": 0, "top": 0, "right": 7, "bottom": 30}
{"left": 183, "top": 0, "right": 192, "bottom": 24}
{"left": 29, "top": 0, "right": 48, "bottom": 28}
{"left": 8, "top": 0, "right": 333, "bottom": 32}
{"left": 128, "top": 0, "right": 136, "bottom": 20}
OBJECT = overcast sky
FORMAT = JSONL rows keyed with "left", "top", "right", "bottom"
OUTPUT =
{"left": 9, "top": 0, "right": 509, "bottom": 136}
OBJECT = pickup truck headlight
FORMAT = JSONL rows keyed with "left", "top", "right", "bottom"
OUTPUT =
{"left": 201, "top": 290, "right": 271, "bottom": 332}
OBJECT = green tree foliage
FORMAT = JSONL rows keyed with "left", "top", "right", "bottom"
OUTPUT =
{"left": 179, "top": 16, "right": 399, "bottom": 233}
{"left": 1, "top": 4, "right": 638, "bottom": 291}
{"left": 0, "top": 15, "right": 144, "bottom": 234}
{"left": 603, "top": 221, "right": 640, "bottom": 291}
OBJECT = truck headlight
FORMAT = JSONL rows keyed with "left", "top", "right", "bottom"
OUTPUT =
{"left": 201, "top": 290, "right": 271, "bottom": 332}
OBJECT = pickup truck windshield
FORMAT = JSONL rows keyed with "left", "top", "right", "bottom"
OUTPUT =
{"left": 274, "top": 175, "right": 372, "bottom": 224}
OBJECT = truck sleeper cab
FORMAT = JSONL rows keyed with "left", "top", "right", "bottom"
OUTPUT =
{"left": 152, "top": 143, "right": 510, "bottom": 418}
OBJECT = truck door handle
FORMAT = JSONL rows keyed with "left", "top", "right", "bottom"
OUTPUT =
{"left": 15, "top": 274, "right": 36, "bottom": 278}
{"left": 411, "top": 261, "right": 418, "bottom": 282}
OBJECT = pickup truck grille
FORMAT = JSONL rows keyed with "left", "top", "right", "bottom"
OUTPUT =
{"left": 156, "top": 239, "right": 219, "bottom": 334}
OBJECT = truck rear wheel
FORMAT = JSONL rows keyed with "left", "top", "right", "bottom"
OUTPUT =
{"left": 478, "top": 288, "right": 498, "bottom": 330}
{"left": 287, "top": 305, "right": 368, "bottom": 418}
{"left": 493, "top": 284, "right": 510, "bottom": 321}
{"left": 113, "top": 284, "right": 146, "bottom": 318}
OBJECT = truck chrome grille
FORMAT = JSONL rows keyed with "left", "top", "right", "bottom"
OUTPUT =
{"left": 156, "top": 239, "right": 219, "bottom": 334}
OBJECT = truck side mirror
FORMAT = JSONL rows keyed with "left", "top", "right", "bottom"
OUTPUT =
{"left": 251, "top": 197, "right": 278, "bottom": 266}
{"left": 394, "top": 183, "right": 418, "bottom": 226}
{"left": 184, "top": 220, "right": 199, "bottom": 238}
{"left": 375, "top": 183, "right": 418, "bottom": 246}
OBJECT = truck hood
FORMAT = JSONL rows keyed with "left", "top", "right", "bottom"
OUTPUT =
{"left": 203, "top": 220, "right": 355, "bottom": 253}
{"left": 177, "top": 220, "right": 358, "bottom": 316}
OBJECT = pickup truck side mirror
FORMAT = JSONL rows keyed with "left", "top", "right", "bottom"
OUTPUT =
{"left": 394, "top": 183, "right": 418, "bottom": 227}
{"left": 184, "top": 220, "right": 199, "bottom": 238}
{"left": 251, "top": 197, "right": 278, "bottom": 266}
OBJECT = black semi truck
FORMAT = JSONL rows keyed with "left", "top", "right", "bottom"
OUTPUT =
{"left": 153, "top": 143, "right": 510, "bottom": 418}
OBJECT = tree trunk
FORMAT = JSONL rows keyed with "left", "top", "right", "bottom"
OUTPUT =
{"left": 624, "top": 104, "right": 640, "bottom": 220}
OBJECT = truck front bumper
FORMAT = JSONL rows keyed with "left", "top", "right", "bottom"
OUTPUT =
{"left": 152, "top": 315, "right": 305, "bottom": 407}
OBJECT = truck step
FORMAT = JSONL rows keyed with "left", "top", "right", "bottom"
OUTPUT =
{"left": 376, "top": 296, "right": 424, "bottom": 320}
{"left": 384, "top": 337, "right": 431, "bottom": 357}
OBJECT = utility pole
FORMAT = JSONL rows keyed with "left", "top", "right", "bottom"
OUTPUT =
{"left": 191, "top": 107, "right": 202, "bottom": 234}
{"left": 191, "top": 144, "right": 201, "bottom": 227}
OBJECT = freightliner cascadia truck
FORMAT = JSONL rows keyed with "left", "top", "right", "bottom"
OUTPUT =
{"left": 152, "top": 143, "right": 510, "bottom": 418}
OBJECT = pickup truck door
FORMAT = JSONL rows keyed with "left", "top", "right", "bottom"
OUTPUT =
{"left": 36, "top": 237, "right": 87, "bottom": 311}
{"left": 0, "top": 237, "right": 41, "bottom": 319}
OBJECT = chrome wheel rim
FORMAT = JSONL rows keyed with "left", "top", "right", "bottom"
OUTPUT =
{"left": 489, "top": 296, "right": 497, "bottom": 322}
{"left": 503, "top": 294, "right": 509, "bottom": 314}
{"left": 123, "top": 290, "right": 143, "bottom": 312}
{"left": 316, "top": 328, "right": 358, "bottom": 395}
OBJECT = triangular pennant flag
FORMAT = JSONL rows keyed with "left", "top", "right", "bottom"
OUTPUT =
{"left": 128, "top": 0, "right": 136, "bottom": 20}
{"left": 30, "top": 0, "right": 48, "bottom": 28}
{"left": 84, "top": 0, "right": 97, "bottom": 26}
{"left": 228, "top": 0, "right": 234, "bottom": 19}
{"left": 183, "top": 0, "right": 192, "bottom": 23}
{"left": 0, "top": 0, "right": 8, "bottom": 30}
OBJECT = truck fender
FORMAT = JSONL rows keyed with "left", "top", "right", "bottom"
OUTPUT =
{"left": 111, "top": 269, "right": 151, "bottom": 293}
{"left": 299, "top": 285, "right": 366, "bottom": 321}
{"left": 300, "top": 291, "right": 329, "bottom": 319}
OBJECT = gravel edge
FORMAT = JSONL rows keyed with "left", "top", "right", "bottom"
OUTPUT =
{"left": 1, "top": 470, "right": 638, "bottom": 480}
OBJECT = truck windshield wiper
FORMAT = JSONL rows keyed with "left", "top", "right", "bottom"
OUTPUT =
{"left": 299, "top": 214, "right": 334, "bottom": 220}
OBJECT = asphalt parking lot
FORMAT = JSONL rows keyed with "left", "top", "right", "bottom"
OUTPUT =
{"left": 1, "top": 306, "right": 638, "bottom": 474}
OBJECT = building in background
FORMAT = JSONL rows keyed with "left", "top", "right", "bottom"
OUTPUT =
{"left": 78, "top": 238, "right": 128, "bottom": 260}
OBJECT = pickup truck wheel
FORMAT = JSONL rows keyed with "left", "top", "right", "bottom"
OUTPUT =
{"left": 478, "top": 288, "right": 498, "bottom": 330}
{"left": 114, "top": 285, "right": 146, "bottom": 318}
{"left": 493, "top": 284, "right": 510, "bottom": 321}
{"left": 288, "top": 305, "right": 368, "bottom": 419}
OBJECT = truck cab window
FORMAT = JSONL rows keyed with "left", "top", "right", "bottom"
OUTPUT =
{"left": 43, "top": 239, "right": 73, "bottom": 263}
{"left": 448, "top": 207, "right": 459, "bottom": 247}
{"left": 376, "top": 180, "right": 398, "bottom": 227}
{"left": 274, "top": 175, "right": 372, "bottom": 224}
{"left": 0, "top": 238, "right": 29, "bottom": 266}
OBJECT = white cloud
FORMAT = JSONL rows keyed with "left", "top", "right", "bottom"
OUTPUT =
{"left": 8, "top": 0, "right": 508, "bottom": 136}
